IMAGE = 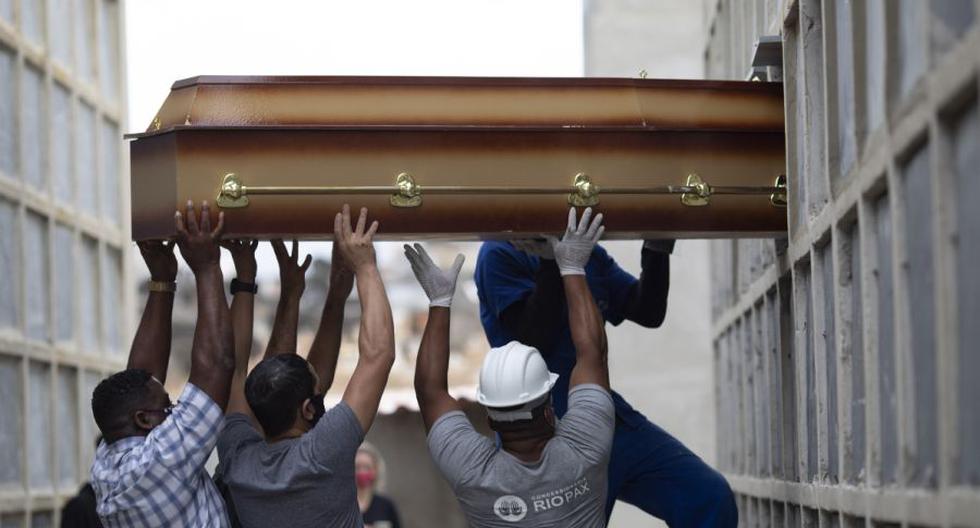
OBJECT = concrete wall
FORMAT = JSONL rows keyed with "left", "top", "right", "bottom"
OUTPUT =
{"left": 0, "top": 0, "right": 131, "bottom": 523}
{"left": 705, "top": 0, "right": 980, "bottom": 526}
{"left": 584, "top": 0, "right": 705, "bottom": 79}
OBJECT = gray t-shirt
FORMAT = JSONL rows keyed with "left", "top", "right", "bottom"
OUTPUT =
{"left": 216, "top": 402, "right": 364, "bottom": 528}
{"left": 428, "top": 384, "right": 615, "bottom": 528}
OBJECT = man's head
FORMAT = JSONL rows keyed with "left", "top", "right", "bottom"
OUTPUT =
{"left": 91, "top": 369, "right": 173, "bottom": 443}
{"left": 477, "top": 341, "right": 559, "bottom": 438}
{"left": 244, "top": 354, "right": 325, "bottom": 439}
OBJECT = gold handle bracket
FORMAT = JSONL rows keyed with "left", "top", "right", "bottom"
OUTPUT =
{"left": 680, "top": 173, "right": 712, "bottom": 207}
{"left": 216, "top": 173, "right": 249, "bottom": 208}
{"left": 390, "top": 172, "right": 422, "bottom": 208}
{"left": 568, "top": 173, "right": 600, "bottom": 207}
{"left": 770, "top": 174, "right": 787, "bottom": 207}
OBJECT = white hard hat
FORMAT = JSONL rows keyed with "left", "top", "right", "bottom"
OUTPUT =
{"left": 477, "top": 341, "right": 559, "bottom": 408}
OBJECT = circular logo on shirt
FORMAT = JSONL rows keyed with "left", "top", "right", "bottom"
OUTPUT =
{"left": 493, "top": 495, "right": 528, "bottom": 522}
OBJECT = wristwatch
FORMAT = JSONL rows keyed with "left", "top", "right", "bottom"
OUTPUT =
{"left": 148, "top": 280, "right": 176, "bottom": 293}
{"left": 230, "top": 278, "right": 258, "bottom": 295}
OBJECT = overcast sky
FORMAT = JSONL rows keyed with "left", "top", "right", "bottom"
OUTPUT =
{"left": 126, "top": 0, "right": 584, "bottom": 131}
{"left": 125, "top": 0, "right": 585, "bottom": 278}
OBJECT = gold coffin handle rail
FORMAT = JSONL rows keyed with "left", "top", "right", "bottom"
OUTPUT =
{"left": 215, "top": 172, "right": 788, "bottom": 209}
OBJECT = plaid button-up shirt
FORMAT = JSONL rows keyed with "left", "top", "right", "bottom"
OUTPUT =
{"left": 91, "top": 382, "right": 230, "bottom": 528}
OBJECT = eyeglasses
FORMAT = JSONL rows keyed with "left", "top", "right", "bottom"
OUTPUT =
{"left": 137, "top": 402, "right": 176, "bottom": 417}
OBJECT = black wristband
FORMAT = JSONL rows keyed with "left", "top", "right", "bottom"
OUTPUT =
{"left": 642, "top": 239, "right": 676, "bottom": 254}
{"left": 230, "top": 278, "right": 258, "bottom": 295}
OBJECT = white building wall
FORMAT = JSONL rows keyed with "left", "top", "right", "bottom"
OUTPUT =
{"left": 0, "top": 0, "right": 130, "bottom": 523}
{"left": 705, "top": 0, "right": 980, "bottom": 526}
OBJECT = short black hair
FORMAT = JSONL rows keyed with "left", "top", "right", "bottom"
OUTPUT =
{"left": 245, "top": 355, "right": 315, "bottom": 438}
{"left": 91, "top": 369, "right": 154, "bottom": 436}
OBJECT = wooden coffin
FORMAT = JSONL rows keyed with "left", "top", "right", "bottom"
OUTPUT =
{"left": 128, "top": 76, "right": 787, "bottom": 241}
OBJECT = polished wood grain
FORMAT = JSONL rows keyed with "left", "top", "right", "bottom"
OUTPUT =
{"left": 130, "top": 76, "right": 787, "bottom": 241}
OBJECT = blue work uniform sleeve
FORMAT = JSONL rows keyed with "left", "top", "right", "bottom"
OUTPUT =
{"left": 475, "top": 242, "right": 536, "bottom": 318}
{"left": 591, "top": 246, "right": 638, "bottom": 326}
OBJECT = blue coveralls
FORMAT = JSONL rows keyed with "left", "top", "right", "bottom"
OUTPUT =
{"left": 475, "top": 241, "right": 738, "bottom": 527}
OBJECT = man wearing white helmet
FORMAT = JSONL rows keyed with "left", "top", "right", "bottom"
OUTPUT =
{"left": 404, "top": 207, "right": 613, "bottom": 527}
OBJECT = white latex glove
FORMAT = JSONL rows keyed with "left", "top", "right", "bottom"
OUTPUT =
{"left": 403, "top": 243, "right": 465, "bottom": 307}
{"left": 547, "top": 207, "right": 604, "bottom": 276}
{"left": 509, "top": 238, "right": 555, "bottom": 260}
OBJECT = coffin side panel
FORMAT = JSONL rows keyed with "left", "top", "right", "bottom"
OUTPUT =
{"left": 133, "top": 129, "right": 787, "bottom": 241}
{"left": 633, "top": 88, "right": 784, "bottom": 131}
{"left": 130, "top": 135, "right": 177, "bottom": 240}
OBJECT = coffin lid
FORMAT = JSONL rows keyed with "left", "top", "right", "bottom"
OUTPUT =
{"left": 128, "top": 75, "right": 785, "bottom": 138}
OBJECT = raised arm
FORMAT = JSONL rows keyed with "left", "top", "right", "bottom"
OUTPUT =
{"left": 264, "top": 239, "right": 311, "bottom": 358}
{"left": 564, "top": 275, "right": 609, "bottom": 389}
{"left": 404, "top": 244, "right": 465, "bottom": 432}
{"left": 220, "top": 239, "right": 258, "bottom": 416}
{"left": 335, "top": 205, "right": 395, "bottom": 433}
{"left": 127, "top": 241, "right": 178, "bottom": 382}
{"left": 307, "top": 242, "right": 354, "bottom": 395}
{"left": 622, "top": 240, "right": 673, "bottom": 328}
{"left": 549, "top": 208, "right": 609, "bottom": 390}
{"left": 177, "top": 201, "right": 236, "bottom": 409}
{"left": 497, "top": 242, "right": 565, "bottom": 352}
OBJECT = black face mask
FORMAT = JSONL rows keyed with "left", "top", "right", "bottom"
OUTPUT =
{"left": 309, "top": 393, "right": 326, "bottom": 427}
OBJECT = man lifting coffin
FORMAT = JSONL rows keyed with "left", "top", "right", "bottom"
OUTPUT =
{"left": 215, "top": 205, "right": 395, "bottom": 528}
{"left": 90, "top": 201, "right": 234, "bottom": 526}
{"left": 476, "top": 219, "right": 737, "bottom": 526}
{"left": 408, "top": 207, "right": 614, "bottom": 527}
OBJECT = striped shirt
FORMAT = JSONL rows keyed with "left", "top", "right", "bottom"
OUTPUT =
{"left": 91, "top": 382, "right": 229, "bottom": 527}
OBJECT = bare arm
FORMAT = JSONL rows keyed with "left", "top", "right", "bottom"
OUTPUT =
{"left": 403, "top": 243, "right": 467, "bottom": 432}
{"left": 308, "top": 243, "right": 354, "bottom": 394}
{"left": 497, "top": 258, "right": 565, "bottom": 353}
{"left": 264, "top": 239, "right": 311, "bottom": 358}
{"left": 414, "top": 307, "right": 463, "bottom": 432}
{"left": 336, "top": 206, "right": 395, "bottom": 433}
{"left": 177, "top": 201, "right": 236, "bottom": 410}
{"left": 565, "top": 275, "right": 609, "bottom": 390}
{"left": 126, "top": 241, "right": 177, "bottom": 383}
{"left": 548, "top": 207, "right": 609, "bottom": 390}
{"left": 221, "top": 239, "right": 258, "bottom": 416}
